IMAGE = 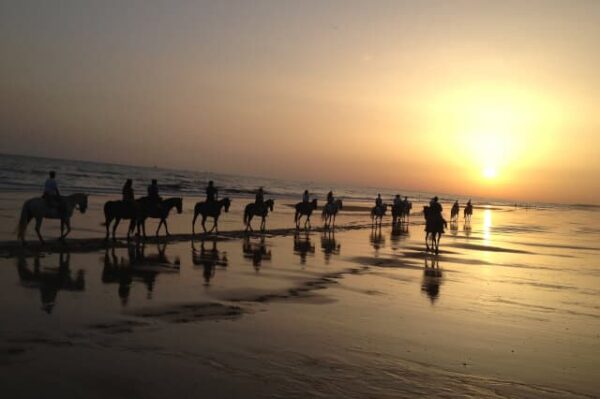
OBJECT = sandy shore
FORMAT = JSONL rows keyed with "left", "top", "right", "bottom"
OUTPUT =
{"left": 1, "top": 193, "right": 599, "bottom": 398}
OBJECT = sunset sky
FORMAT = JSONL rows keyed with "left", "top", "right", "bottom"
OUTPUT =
{"left": 1, "top": 0, "right": 599, "bottom": 203}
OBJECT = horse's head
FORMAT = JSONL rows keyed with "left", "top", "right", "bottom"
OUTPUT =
{"left": 311, "top": 198, "right": 318, "bottom": 209}
{"left": 266, "top": 199, "right": 274, "bottom": 212}
{"left": 175, "top": 197, "right": 183, "bottom": 214}
{"left": 223, "top": 197, "right": 231, "bottom": 212}
{"left": 336, "top": 199, "right": 343, "bottom": 210}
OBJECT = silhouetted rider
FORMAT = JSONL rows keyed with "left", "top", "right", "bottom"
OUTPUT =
{"left": 147, "top": 179, "right": 161, "bottom": 202}
{"left": 394, "top": 194, "right": 402, "bottom": 207}
{"left": 206, "top": 180, "right": 218, "bottom": 203}
{"left": 430, "top": 196, "right": 443, "bottom": 215}
{"left": 326, "top": 191, "right": 334, "bottom": 205}
{"left": 375, "top": 193, "right": 383, "bottom": 208}
{"left": 122, "top": 179, "right": 134, "bottom": 201}
{"left": 43, "top": 171, "right": 63, "bottom": 213}
{"left": 255, "top": 187, "right": 264, "bottom": 206}
{"left": 302, "top": 190, "right": 310, "bottom": 203}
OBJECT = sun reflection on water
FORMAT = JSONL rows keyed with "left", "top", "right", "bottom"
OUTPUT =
{"left": 483, "top": 208, "right": 492, "bottom": 244}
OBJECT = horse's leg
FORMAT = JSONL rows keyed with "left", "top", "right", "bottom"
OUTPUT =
{"left": 164, "top": 219, "right": 171, "bottom": 236}
{"left": 246, "top": 215, "right": 253, "bottom": 232}
{"left": 35, "top": 217, "right": 44, "bottom": 244}
{"left": 60, "top": 219, "right": 65, "bottom": 240}
{"left": 213, "top": 216, "right": 219, "bottom": 233}
{"left": 425, "top": 232, "right": 430, "bottom": 252}
{"left": 202, "top": 215, "right": 208, "bottom": 233}
{"left": 113, "top": 218, "right": 121, "bottom": 242}
{"left": 192, "top": 212, "right": 198, "bottom": 235}
{"left": 63, "top": 218, "right": 71, "bottom": 239}
{"left": 260, "top": 216, "right": 266, "bottom": 232}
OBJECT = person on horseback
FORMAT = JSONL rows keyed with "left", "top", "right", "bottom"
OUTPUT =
{"left": 255, "top": 187, "right": 265, "bottom": 207}
{"left": 43, "top": 171, "right": 63, "bottom": 214}
{"left": 302, "top": 190, "right": 310, "bottom": 203}
{"left": 206, "top": 180, "right": 218, "bottom": 203}
{"left": 122, "top": 179, "right": 134, "bottom": 201}
{"left": 394, "top": 194, "right": 402, "bottom": 208}
{"left": 430, "top": 196, "right": 443, "bottom": 213}
{"left": 147, "top": 179, "right": 160, "bottom": 201}
{"left": 327, "top": 191, "right": 334, "bottom": 205}
{"left": 375, "top": 193, "right": 383, "bottom": 209}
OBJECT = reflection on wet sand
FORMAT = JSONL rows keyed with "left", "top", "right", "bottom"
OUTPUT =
{"left": 320, "top": 230, "right": 341, "bottom": 264}
{"left": 16, "top": 251, "right": 85, "bottom": 313}
{"left": 421, "top": 255, "right": 443, "bottom": 304}
{"left": 449, "top": 220, "right": 459, "bottom": 236}
{"left": 390, "top": 222, "right": 409, "bottom": 250}
{"left": 370, "top": 225, "right": 385, "bottom": 252}
{"left": 192, "top": 238, "right": 228, "bottom": 285}
{"left": 242, "top": 235, "right": 272, "bottom": 271}
{"left": 293, "top": 231, "right": 315, "bottom": 265}
{"left": 102, "top": 242, "right": 180, "bottom": 305}
{"left": 464, "top": 221, "right": 472, "bottom": 238}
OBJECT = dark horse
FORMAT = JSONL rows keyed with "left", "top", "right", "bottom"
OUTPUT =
{"left": 371, "top": 204, "right": 387, "bottom": 227}
{"left": 451, "top": 202, "right": 460, "bottom": 222}
{"left": 322, "top": 199, "right": 343, "bottom": 229}
{"left": 244, "top": 199, "right": 274, "bottom": 232}
{"left": 103, "top": 200, "right": 139, "bottom": 241}
{"left": 192, "top": 198, "right": 231, "bottom": 234}
{"left": 423, "top": 206, "right": 447, "bottom": 254}
{"left": 464, "top": 203, "right": 473, "bottom": 222}
{"left": 294, "top": 199, "right": 318, "bottom": 230}
{"left": 132, "top": 197, "right": 183, "bottom": 238}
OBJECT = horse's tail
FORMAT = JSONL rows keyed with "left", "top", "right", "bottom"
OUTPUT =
{"left": 16, "top": 201, "right": 30, "bottom": 240}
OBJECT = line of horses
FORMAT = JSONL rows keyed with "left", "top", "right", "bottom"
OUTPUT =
{"left": 16, "top": 194, "right": 345, "bottom": 244}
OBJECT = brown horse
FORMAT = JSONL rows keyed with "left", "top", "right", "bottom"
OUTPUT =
{"left": 371, "top": 204, "right": 387, "bottom": 227}
{"left": 132, "top": 197, "right": 183, "bottom": 238}
{"left": 423, "top": 206, "right": 447, "bottom": 254}
{"left": 294, "top": 199, "right": 318, "bottom": 230}
{"left": 322, "top": 199, "right": 343, "bottom": 229}
{"left": 244, "top": 199, "right": 274, "bottom": 232}
{"left": 192, "top": 197, "right": 231, "bottom": 234}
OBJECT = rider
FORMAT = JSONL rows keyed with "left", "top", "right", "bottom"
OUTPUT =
{"left": 255, "top": 187, "right": 265, "bottom": 206}
{"left": 394, "top": 194, "right": 402, "bottom": 208}
{"left": 375, "top": 193, "right": 383, "bottom": 209}
{"left": 206, "top": 180, "right": 218, "bottom": 203}
{"left": 326, "top": 191, "right": 334, "bottom": 205}
{"left": 122, "top": 179, "right": 134, "bottom": 202}
{"left": 43, "top": 171, "right": 63, "bottom": 213}
{"left": 302, "top": 189, "right": 310, "bottom": 203}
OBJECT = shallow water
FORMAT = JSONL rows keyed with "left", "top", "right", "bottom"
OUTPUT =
{"left": 1, "top": 205, "right": 599, "bottom": 398}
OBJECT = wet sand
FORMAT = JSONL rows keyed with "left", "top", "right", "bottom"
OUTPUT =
{"left": 0, "top": 192, "right": 599, "bottom": 398}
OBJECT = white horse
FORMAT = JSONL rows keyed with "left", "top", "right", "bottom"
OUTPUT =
{"left": 321, "top": 199, "right": 343, "bottom": 229}
{"left": 17, "top": 193, "right": 89, "bottom": 244}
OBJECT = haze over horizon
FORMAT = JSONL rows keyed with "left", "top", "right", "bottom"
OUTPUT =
{"left": 1, "top": 0, "right": 599, "bottom": 203}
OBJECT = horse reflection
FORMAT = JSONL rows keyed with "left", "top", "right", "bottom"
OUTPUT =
{"left": 102, "top": 242, "right": 180, "bottom": 305}
{"left": 421, "top": 255, "right": 443, "bottom": 304}
{"left": 192, "top": 238, "right": 228, "bottom": 285}
{"left": 293, "top": 231, "right": 315, "bottom": 265}
{"left": 370, "top": 225, "right": 385, "bottom": 252}
{"left": 16, "top": 250, "right": 85, "bottom": 313}
{"left": 463, "top": 221, "right": 472, "bottom": 238}
{"left": 390, "top": 222, "right": 409, "bottom": 250}
{"left": 242, "top": 235, "right": 272, "bottom": 271}
{"left": 449, "top": 220, "right": 459, "bottom": 236}
{"left": 320, "top": 230, "right": 341, "bottom": 264}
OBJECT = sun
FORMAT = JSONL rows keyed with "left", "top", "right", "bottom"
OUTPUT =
{"left": 483, "top": 166, "right": 498, "bottom": 179}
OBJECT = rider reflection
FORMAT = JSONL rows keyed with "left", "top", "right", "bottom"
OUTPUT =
{"left": 421, "top": 255, "right": 443, "bottom": 304}
{"left": 293, "top": 231, "right": 315, "bottom": 265}
{"left": 17, "top": 250, "right": 84, "bottom": 313}
{"left": 192, "top": 238, "right": 228, "bottom": 286}
{"left": 242, "top": 235, "right": 272, "bottom": 271}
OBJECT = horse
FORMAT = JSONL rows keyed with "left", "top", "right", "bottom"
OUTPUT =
{"left": 371, "top": 203, "right": 387, "bottom": 227}
{"left": 132, "top": 197, "right": 183, "bottom": 238}
{"left": 391, "top": 203, "right": 403, "bottom": 224}
{"left": 451, "top": 202, "right": 460, "bottom": 222}
{"left": 464, "top": 203, "right": 473, "bottom": 222}
{"left": 192, "top": 197, "right": 231, "bottom": 234}
{"left": 423, "top": 205, "right": 447, "bottom": 254}
{"left": 401, "top": 200, "right": 412, "bottom": 223}
{"left": 294, "top": 199, "right": 318, "bottom": 230}
{"left": 243, "top": 199, "right": 274, "bottom": 232}
{"left": 17, "top": 193, "right": 89, "bottom": 244}
{"left": 321, "top": 199, "right": 343, "bottom": 229}
{"left": 103, "top": 200, "right": 140, "bottom": 241}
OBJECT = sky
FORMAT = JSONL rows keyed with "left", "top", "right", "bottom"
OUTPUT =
{"left": 1, "top": 0, "right": 599, "bottom": 203}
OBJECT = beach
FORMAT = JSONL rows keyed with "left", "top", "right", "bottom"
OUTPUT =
{"left": 1, "top": 185, "right": 599, "bottom": 398}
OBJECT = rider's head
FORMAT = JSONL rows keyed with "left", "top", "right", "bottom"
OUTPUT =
{"left": 126, "top": 179, "right": 132, "bottom": 185}
{"left": 395, "top": 194, "right": 400, "bottom": 198}
{"left": 304, "top": 190, "right": 308, "bottom": 194}
{"left": 208, "top": 180, "right": 214, "bottom": 186}
{"left": 433, "top": 196, "right": 439, "bottom": 202}
{"left": 49, "top": 171, "right": 56, "bottom": 179}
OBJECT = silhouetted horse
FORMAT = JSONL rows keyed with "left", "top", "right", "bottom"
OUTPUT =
{"left": 242, "top": 235, "right": 271, "bottom": 271}
{"left": 322, "top": 199, "right": 343, "bottom": 229}
{"left": 464, "top": 203, "right": 473, "bottom": 222}
{"left": 132, "top": 197, "right": 183, "bottom": 238}
{"left": 421, "top": 255, "right": 443, "bottom": 304}
{"left": 192, "top": 197, "right": 231, "bottom": 234}
{"left": 402, "top": 200, "right": 412, "bottom": 222}
{"left": 244, "top": 199, "right": 274, "bottom": 232}
{"left": 192, "top": 238, "right": 228, "bottom": 285}
{"left": 423, "top": 206, "right": 447, "bottom": 254}
{"left": 321, "top": 230, "right": 341, "bottom": 263}
{"left": 451, "top": 202, "right": 460, "bottom": 222}
{"left": 371, "top": 204, "right": 387, "bottom": 227}
{"left": 103, "top": 200, "right": 140, "bottom": 241}
{"left": 294, "top": 199, "right": 318, "bottom": 230}
{"left": 17, "top": 193, "right": 88, "bottom": 244}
